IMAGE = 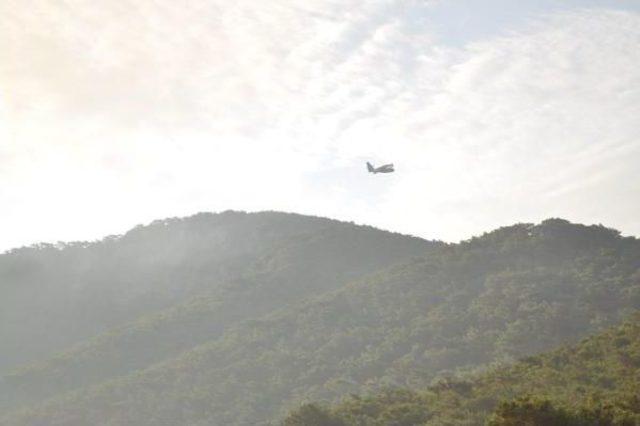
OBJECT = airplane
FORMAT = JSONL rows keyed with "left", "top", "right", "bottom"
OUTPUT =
{"left": 367, "top": 162, "right": 395, "bottom": 174}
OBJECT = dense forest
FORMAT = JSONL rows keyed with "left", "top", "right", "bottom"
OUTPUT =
{"left": 284, "top": 312, "right": 640, "bottom": 425}
{"left": 0, "top": 211, "right": 433, "bottom": 410}
{"left": 1, "top": 212, "right": 638, "bottom": 425}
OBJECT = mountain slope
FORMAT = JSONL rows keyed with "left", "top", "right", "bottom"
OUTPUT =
{"left": 3, "top": 219, "right": 638, "bottom": 426}
{"left": 286, "top": 312, "right": 640, "bottom": 425}
{"left": 2, "top": 210, "right": 368, "bottom": 372}
{"left": 0, "top": 216, "right": 434, "bottom": 410}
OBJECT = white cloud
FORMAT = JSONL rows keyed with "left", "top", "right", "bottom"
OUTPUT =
{"left": 0, "top": 1, "right": 639, "bottom": 250}
{"left": 372, "top": 10, "right": 640, "bottom": 240}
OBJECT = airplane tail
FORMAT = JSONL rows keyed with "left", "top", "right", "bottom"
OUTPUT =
{"left": 367, "top": 162, "right": 375, "bottom": 173}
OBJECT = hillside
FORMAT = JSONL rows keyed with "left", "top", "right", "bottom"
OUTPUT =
{"left": 284, "top": 312, "right": 640, "bottom": 425}
{"left": 0, "top": 211, "right": 434, "bottom": 409}
{"left": 2, "top": 218, "right": 638, "bottom": 425}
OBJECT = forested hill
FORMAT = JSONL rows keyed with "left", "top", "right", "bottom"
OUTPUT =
{"left": 284, "top": 312, "right": 640, "bottom": 425}
{"left": 2, "top": 217, "right": 638, "bottom": 426}
{"left": 0, "top": 211, "right": 434, "bottom": 375}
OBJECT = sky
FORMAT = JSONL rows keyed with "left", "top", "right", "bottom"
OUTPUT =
{"left": 1, "top": 0, "right": 639, "bottom": 250}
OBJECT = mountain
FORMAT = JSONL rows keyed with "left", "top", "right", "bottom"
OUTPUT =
{"left": 284, "top": 312, "right": 640, "bottom": 425}
{"left": 0, "top": 211, "right": 434, "bottom": 410}
{"left": 2, "top": 217, "right": 638, "bottom": 425}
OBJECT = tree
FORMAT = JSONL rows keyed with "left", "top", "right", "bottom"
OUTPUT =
{"left": 282, "top": 404, "right": 345, "bottom": 426}
{"left": 488, "top": 396, "right": 639, "bottom": 426}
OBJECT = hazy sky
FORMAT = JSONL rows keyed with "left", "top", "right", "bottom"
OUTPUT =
{"left": 1, "top": 0, "right": 640, "bottom": 250}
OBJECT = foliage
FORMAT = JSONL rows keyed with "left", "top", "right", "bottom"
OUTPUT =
{"left": 1, "top": 217, "right": 639, "bottom": 425}
{"left": 311, "top": 313, "right": 640, "bottom": 425}
{"left": 488, "top": 396, "right": 639, "bottom": 426}
{"left": 283, "top": 404, "right": 345, "bottom": 426}
{"left": 0, "top": 211, "right": 431, "bottom": 409}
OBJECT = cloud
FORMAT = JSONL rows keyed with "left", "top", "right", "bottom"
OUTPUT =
{"left": 368, "top": 10, "right": 640, "bottom": 240}
{"left": 0, "top": 1, "right": 639, "bottom": 249}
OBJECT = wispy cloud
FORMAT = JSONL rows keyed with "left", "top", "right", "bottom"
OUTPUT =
{"left": 0, "top": 1, "right": 639, "bottom": 249}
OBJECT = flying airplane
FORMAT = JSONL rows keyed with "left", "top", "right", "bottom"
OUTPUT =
{"left": 367, "top": 162, "right": 395, "bottom": 174}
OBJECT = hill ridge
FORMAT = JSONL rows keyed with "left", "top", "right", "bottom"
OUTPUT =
{"left": 0, "top": 210, "right": 438, "bottom": 412}
{"left": 1, "top": 216, "right": 637, "bottom": 425}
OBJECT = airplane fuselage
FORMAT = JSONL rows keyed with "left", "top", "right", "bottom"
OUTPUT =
{"left": 368, "top": 162, "right": 395, "bottom": 174}
{"left": 372, "top": 167, "right": 394, "bottom": 173}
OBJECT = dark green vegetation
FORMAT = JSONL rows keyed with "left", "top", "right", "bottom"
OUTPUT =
{"left": 0, "top": 211, "right": 433, "bottom": 411}
{"left": 284, "top": 313, "right": 640, "bottom": 425}
{"left": 1, "top": 213, "right": 638, "bottom": 425}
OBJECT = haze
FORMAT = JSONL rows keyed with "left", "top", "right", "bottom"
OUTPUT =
{"left": 2, "top": 0, "right": 640, "bottom": 251}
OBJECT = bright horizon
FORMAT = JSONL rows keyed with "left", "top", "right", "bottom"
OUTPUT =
{"left": 2, "top": 0, "right": 640, "bottom": 251}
